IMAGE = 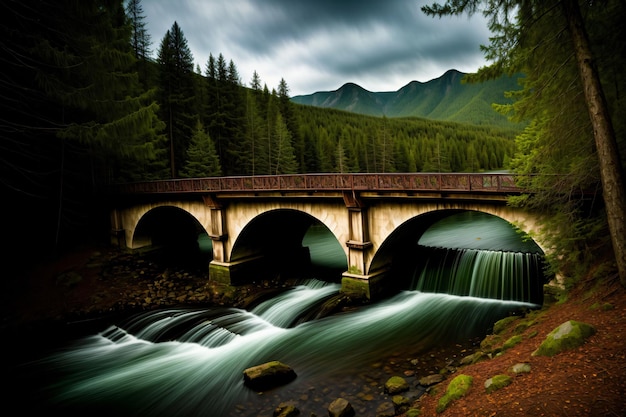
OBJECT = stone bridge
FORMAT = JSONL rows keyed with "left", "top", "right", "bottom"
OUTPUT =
{"left": 108, "top": 173, "right": 546, "bottom": 299}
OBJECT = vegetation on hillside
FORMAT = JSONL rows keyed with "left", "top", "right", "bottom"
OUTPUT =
{"left": 423, "top": 0, "right": 626, "bottom": 284}
{"left": 2, "top": 0, "right": 624, "bottom": 285}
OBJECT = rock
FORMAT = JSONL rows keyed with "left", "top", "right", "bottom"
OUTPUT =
{"left": 484, "top": 374, "right": 512, "bottom": 394}
{"left": 375, "top": 401, "right": 395, "bottom": 417}
{"left": 384, "top": 375, "right": 409, "bottom": 394}
{"left": 392, "top": 395, "right": 411, "bottom": 414}
{"left": 436, "top": 374, "right": 473, "bottom": 413}
{"left": 501, "top": 334, "right": 523, "bottom": 351}
{"left": 493, "top": 315, "right": 519, "bottom": 334}
{"left": 532, "top": 320, "right": 596, "bottom": 357}
{"left": 510, "top": 362, "right": 531, "bottom": 374}
{"left": 418, "top": 373, "right": 444, "bottom": 387}
{"left": 243, "top": 361, "right": 297, "bottom": 391}
{"left": 328, "top": 397, "right": 354, "bottom": 417}
{"left": 460, "top": 351, "right": 489, "bottom": 366}
{"left": 273, "top": 401, "right": 300, "bottom": 417}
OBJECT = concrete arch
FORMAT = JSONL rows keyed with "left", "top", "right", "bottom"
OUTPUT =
{"left": 364, "top": 201, "right": 547, "bottom": 277}
{"left": 219, "top": 200, "right": 352, "bottom": 263}
{"left": 113, "top": 200, "right": 212, "bottom": 250}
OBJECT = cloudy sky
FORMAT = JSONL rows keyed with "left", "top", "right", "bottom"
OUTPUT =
{"left": 141, "top": 0, "right": 492, "bottom": 96}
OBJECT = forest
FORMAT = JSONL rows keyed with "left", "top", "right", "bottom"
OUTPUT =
{"left": 2, "top": 0, "right": 625, "bottom": 284}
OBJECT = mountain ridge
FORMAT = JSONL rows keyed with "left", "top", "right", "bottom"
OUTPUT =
{"left": 291, "top": 69, "right": 522, "bottom": 127}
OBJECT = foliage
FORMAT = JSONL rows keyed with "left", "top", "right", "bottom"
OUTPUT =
{"left": 179, "top": 121, "right": 222, "bottom": 177}
{"left": 1, "top": 0, "right": 166, "bottom": 254}
{"left": 157, "top": 21, "right": 196, "bottom": 178}
{"left": 423, "top": 0, "right": 626, "bottom": 283}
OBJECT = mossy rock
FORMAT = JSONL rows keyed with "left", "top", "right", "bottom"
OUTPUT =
{"left": 484, "top": 374, "right": 512, "bottom": 394}
{"left": 532, "top": 320, "right": 596, "bottom": 357}
{"left": 480, "top": 334, "right": 502, "bottom": 351}
{"left": 502, "top": 334, "right": 523, "bottom": 351}
{"left": 590, "top": 302, "right": 614, "bottom": 311}
{"left": 406, "top": 409, "right": 422, "bottom": 417}
{"left": 493, "top": 316, "right": 519, "bottom": 334}
{"left": 436, "top": 374, "right": 473, "bottom": 413}
{"left": 384, "top": 376, "right": 409, "bottom": 395}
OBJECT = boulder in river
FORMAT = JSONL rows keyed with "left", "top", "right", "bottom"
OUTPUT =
{"left": 243, "top": 361, "right": 297, "bottom": 391}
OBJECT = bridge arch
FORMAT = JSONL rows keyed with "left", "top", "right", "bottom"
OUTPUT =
{"left": 228, "top": 208, "right": 347, "bottom": 282}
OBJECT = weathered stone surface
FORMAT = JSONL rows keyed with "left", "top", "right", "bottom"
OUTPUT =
{"left": 375, "top": 401, "right": 395, "bottom": 417}
{"left": 436, "top": 374, "right": 473, "bottom": 413}
{"left": 484, "top": 374, "right": 512, "bottom": 394}
{"left": 418, "top": 373, "right": 444, "bottom": 387}
{"left": 510, "top": 363, "right": 531, "bottom": 374}
{"left": 532, "top": 320, "right": 596, "bottom": 357}
{"left": 392, "top": 395, "right": 411, "bottom": 414}
{"left": 273, "top": 401, "right": 300, "bottom": 417}
{"left": 384, "top": 375, "right": 410, "bottom": 395}
{"left": 460, "top": 351, "right": 489, "bottom": 366}
{"left": 328, "top": 397, "right": 354, "bottom": 417}
{"left": 243, "top": 361, "right": 297, "bottom": 391}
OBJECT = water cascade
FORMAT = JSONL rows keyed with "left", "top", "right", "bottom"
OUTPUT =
{"left": 413, "top": 247, "right": 544, "bottom": 304}
{"left": 9, "top": 211, "right": 546, "bottom": 416}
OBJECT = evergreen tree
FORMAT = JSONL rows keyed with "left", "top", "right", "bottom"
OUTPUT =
{"left": 272, "top": 113, "right": 298, "bottom": 175}
{"left": 125, "top": 0, "right": 154, "bottom": 87}
{"left": 423, "top": 0, "right": 626, "bottom": 283}
{"left": 1, "top": 0, "right": 166, "bottom": 256}
{"left": 180, "top": 120, "right": 222, "bottom": 177}
{"left": 157, "top": 21, "right": 196, "bottom": 178}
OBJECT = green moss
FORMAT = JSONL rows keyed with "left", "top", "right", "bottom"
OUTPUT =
{"left": 590, "top": 302, "right": 614, "bottom": 311}
{"left": 436, "top": 374, "right": 473, "bottom": 413}
{"left": 493, "top": 316, "right": 519, "bottom": 334}
{"left": 347, "top": 265, "right": 362, "bottom": 274}
{"left": 484, "top": 374, "right": 512, "bottom": 394}
{"left": 502, "top": 335, "right": 523, "bottom": 351}
{"left": 532, "top": 320, "right": 596, "bottom": 357}
{"left": 406, "top": 409, "right": 422, "bottom": 417}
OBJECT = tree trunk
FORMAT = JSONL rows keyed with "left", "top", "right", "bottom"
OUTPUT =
{"left": 562, "top": 0, "right": 626, "bottom": 285}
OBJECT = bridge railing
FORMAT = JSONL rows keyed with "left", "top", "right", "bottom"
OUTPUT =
{"left": 111, "top": 173, "right": 521, "bottom": 194}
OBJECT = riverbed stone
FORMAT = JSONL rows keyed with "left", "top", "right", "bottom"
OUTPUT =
{"left": 273, "top": 401, "right": 300, "bottom": 417}
{"left": 243, "top": 361, "right": 297, "bottom": 391}
{"left": 532, "top": 320, "right": 596, "bottom": 357}
{"left": 392, "top": 394, "right": 411, "bottom": 414}
{"left": 384, "top": 375, "right": 410, "bottom": 394}
{"left": 328, "top": 397, "right": 354, "bottom": 417}
{"left": 418, "top": 373, "right": 444, "bottom": 387}
{"left": 375, "top": 401, "right": 395, "bottom": 417}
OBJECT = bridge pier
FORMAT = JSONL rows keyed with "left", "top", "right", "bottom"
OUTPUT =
{"left": 341, "top": 192, "right": 384, "bottom": 300}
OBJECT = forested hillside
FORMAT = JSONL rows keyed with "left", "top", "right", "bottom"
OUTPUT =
{"left": 291, "top": 69, "right": 522, "bottom": 127}
{"left": 4, "top": 0, "right": 623, "bottom": 283}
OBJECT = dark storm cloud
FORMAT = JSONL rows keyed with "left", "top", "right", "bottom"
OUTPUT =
{"left": 141, "top": 0, "right": 491, "bottom": 95}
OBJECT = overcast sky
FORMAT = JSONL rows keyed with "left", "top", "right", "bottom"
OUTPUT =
{"left": 141, "top": 0, "right": 492, "bottom": 96}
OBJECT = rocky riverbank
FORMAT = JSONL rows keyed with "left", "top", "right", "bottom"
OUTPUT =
{"left": 5, "top": 245, "right": 626, "bottom": 416}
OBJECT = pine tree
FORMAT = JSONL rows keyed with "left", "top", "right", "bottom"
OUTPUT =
{"left": 125, "top": 0, "right": 154, "bottom": 87}
{"left": 1, "top": 0, "right": 167, "bottom": 255}
{"left": 157, "top": 21, "right": 196, "bottom": 178}
{"left": 180, "top": 120, "right": 222, "bottom": 177}
{"left": 423, "top": 0, "right": 626, "bottom": 283}
{"left": 273, "top": 113, "right": 298, "bottom": 175}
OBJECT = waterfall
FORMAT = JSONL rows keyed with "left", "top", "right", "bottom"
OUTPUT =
{"left": 413, "top": 246, "right": 544, "bottom": 304}
{"left": 10, "top": 213, "right": 547, "bottom": 416}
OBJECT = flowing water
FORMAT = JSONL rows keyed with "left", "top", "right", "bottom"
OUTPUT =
{"left": 10, "top": 211, "right": 545, "bottom": 416}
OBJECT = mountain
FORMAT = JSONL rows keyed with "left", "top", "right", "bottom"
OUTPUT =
{"left": 291, "top": 69, "right": 522, "bottom": 127}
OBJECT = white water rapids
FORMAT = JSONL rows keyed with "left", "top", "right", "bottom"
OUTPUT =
{"left": 10, "top": 211, "right": 544, "bottom": 416}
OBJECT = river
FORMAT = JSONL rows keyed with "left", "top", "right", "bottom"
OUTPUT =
{"left": 9, "top": 211, "right": 545, "bottom": 416}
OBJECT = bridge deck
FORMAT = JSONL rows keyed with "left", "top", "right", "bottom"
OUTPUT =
{"left": 112, "top": 173, "right": 522, "bottom": 195}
